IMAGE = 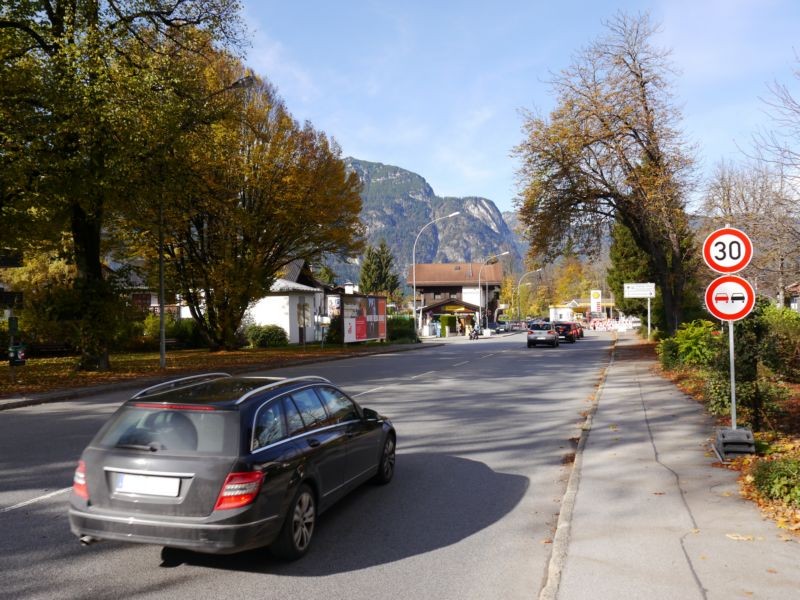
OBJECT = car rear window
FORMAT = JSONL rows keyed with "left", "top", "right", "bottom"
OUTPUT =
{"left": 529, "top": 323, "right": 550, "bottom": 331}
{"left": 95, "top": 405, "right": 240, "bottom": 456}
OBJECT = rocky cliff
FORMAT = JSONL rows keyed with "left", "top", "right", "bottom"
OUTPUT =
{"left": 333, "top": 158, "right": 526, "bottom": 285}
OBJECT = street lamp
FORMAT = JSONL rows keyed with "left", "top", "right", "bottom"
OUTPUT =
{"left": 412, "top": 211, "right": 460, "bottom": 332}
{"left": 477, "top": 251, "right": 510, "bottom": 331}
{"left": 516, "top": 268, "right": 542, "bottom": 323}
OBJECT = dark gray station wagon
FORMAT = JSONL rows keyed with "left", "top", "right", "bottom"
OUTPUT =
{"left": 68, "top": 373, "right": 396, "bottom": 560}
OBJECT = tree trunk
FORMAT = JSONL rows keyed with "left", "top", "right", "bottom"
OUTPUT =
{"left": 71, "top": 196, "right": 111, "bottom": 371}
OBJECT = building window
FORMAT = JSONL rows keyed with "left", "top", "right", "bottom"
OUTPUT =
{"left": 433, "top": 292, "right": 443, "bottom": 300}
{"left": 450, "top": 293, "right": 457, "bottom": 299}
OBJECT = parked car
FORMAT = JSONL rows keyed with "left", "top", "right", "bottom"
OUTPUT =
{"left": 527, "top": 321, "right": 560, "bottom": 347}
{"left": 68, "top": 373, "right": 396, "bottom": 560}
{"left": 493, "top": 321, "right": 510, "bottom": 333}
{"left": 554, "top": 321, "right": 579, "bottom": 343}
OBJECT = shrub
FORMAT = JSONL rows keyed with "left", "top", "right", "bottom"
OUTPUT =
{"left": 704, "top": 375, "right": 788, "bottom": 422}
{"left": 245, "top": 324, "right": 289, "bottom": 348}
{"left": 387, "top": 316, "right": 417, "bottom": 343}
{"left": 760, "top": 305, "right": 800, "bottom": 382}
{"left": 325, "top": 314, "right": 343, "bottom": 345}
{"left": 172, "top": 318, "right": 206, "bottom": 349}
{"left": 656, "top": 337, "right": 679, "bottom": 370}
{"left": 673, "top": 319, "right": 721, "bottom": 367}
{"left": 751, "top": 458, "right": 800, "bottom": 506}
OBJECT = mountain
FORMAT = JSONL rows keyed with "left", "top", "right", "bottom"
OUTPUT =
{"left": 331, "top": 158, "right": 525, "bottom": 285}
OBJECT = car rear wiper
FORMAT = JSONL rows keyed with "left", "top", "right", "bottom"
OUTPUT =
{"left": 115, "top": 442, "right": 164, "bottom": 452}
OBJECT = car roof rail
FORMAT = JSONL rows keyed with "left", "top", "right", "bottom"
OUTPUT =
{"left": 234, "top": 375, "right": 332, "bottom": 405}
{"left": 131, "top": 373, "right": 233, "bottom": 399}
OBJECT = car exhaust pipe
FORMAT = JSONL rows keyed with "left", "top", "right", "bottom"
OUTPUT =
{"left": 79, "top": 535, "right": 99, "bottom": 546}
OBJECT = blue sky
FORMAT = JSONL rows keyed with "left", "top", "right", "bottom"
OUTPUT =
{"left": 240, "top": 1, "right": 800, "bottom": 213}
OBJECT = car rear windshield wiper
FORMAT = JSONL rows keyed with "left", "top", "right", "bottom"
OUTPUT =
{"left": 115, "top": 442, "right": 164, "bottom": 452}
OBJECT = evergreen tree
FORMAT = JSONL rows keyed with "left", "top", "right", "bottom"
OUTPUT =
{"left": 359, "top": 240, "right": 400, "bottom": 296}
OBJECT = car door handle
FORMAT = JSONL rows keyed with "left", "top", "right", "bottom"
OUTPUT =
{"left": 307, "top": 438, "right": 320, "bottom": 448}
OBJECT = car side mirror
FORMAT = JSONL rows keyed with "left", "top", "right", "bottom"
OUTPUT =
{"left": 362, "top": 407, "right": 379, "bottom": 421}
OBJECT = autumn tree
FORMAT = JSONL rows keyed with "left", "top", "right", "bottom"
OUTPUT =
{"left": 702, "top": 160, "right": 800, "bottom": 305}
{"left": 552, "top": 255, "right": 590, "bottom": 304}
{"left": 0, "top": 0, "right": 242, "bottom": 368}
{"left": 514, "top": 13, "right": 699, "bottom": 335}
{"left": 161, "top": 67, "right": 363, "bottom": 350}
{"left": 359, "top": 240, "right": 400, "bottom": 298}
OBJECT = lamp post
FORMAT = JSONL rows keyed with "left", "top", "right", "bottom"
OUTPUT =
{"left": 412, "top": 211, "right": 460, "bottom": 333}
{"left": 477, "top": 251, "right": 510, "bottom": 332}
{"left": 516, "top": 268, "right": 542, "bottom": 324}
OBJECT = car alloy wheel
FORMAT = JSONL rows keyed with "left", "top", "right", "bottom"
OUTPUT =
{"left": 374, "top": 435, "right": 396, "bottom": 484}
{"left": 273, "top": 484, "right": 315, "bottom": 560}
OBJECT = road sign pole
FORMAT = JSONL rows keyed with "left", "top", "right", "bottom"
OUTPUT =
{"left": 729, "top": 321, "right": 737, "bottom": 430}
{"left": 647, "top": 296, "right": 651, "bottom": 339}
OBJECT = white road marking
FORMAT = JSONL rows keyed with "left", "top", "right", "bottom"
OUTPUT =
{"left": 352, "top": 386, "right": 385, "bottom": 397}
{"left": 1, "top": 487, "right": 71, "bottom": 513}
{"left": 452, "top": 361, "right": 470, "bottom": 367}
{"left": 411, "top": 371, "right": 435, "bottom": 379}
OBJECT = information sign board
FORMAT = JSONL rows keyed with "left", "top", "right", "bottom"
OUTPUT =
{"left": 623, "top": 283, "right": 656, "bottom": 298}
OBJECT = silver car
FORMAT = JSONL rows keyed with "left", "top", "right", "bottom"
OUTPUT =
{"left": 526, "top": 321, "right": 559, "bottom": 347}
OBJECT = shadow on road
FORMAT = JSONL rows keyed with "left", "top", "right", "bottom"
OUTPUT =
{"left": 164, "top": 452, "right": 528, "bottom": 575}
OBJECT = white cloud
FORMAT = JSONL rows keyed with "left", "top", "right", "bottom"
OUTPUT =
{"left": 243, "top": 24, "right": 318, "bottom": 104}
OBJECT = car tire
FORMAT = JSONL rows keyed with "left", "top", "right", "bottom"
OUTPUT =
{"left": 373, "top": 434, "right": 396, "bottom": 485}
{"left": 527, "top": 342, "right": 534, "bottom": 348}
{"left": 272, "top": 484, "right": 316, "bottom": 560}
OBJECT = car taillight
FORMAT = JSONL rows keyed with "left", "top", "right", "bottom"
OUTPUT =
{"left": 214, "top": 471, "right": 264, "bottom": 510}
{"left": 73, "top": 460, "right": 89, "bottom": 499}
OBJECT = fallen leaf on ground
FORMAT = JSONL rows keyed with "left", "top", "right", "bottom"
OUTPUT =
{"left": 726, "top": 533, "right": 755, "bottom": 541}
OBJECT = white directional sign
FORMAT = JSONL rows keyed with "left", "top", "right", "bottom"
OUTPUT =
{"left": 703, "top": 227, "right": 753, "bottom": 274}
{"left": 705, "top": 275, "right": 755, "bottom": 321}
{"left": 624, "top": 283, "right": 656, "bottom": 298}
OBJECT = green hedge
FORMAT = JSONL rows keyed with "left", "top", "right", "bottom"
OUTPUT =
{"left": 439, "top": 315, "right": 457, "bottom": 337}
{"left": 387, "top": 316, "right": 416, "bottom": 342}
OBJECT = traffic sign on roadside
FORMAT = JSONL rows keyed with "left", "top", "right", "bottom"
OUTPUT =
{"left": 623, "top": 282, "right": 656, "bottom": 298}
{"left": 702, "top": 227, "right": 753, "bottom": 273}
{"left": 705, "top": 275, "right": 755, "bottom": 321}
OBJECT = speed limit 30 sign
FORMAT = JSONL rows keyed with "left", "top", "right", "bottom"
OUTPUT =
{"left": 703, "top": 227, "right": 753, "bottom": 273}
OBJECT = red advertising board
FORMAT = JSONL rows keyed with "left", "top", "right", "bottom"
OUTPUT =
{"left": 342, "top": 294, "right": 387, "bottom": 343}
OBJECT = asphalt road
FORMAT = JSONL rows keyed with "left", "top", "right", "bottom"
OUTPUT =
{"left": 0, "top": 331, "right": 614, "bottom": 600}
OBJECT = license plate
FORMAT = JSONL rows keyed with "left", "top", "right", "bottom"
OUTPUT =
{"left": 116, "top": 473, "right": 180, "bottom": 497}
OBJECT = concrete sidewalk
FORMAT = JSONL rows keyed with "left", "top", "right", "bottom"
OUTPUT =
{"left": 544, "top": 332, "right": 800, "bottom": 600}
